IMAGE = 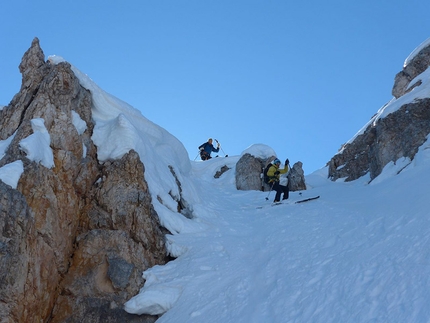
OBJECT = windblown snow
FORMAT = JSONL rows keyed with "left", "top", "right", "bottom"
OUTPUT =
{"left": 1, "top": 46, "right": 430, "bottom": 322}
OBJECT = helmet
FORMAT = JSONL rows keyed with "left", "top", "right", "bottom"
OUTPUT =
{"left": 273, "top": 158, "right": 281, "bottom": 165}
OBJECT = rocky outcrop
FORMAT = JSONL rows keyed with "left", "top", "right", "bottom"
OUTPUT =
{"left": 328, "top": 41, "right": 430, "bottom": 182}
{"left": 49, "top": 151, "right": 165, "bottom": 323}
{"left": 0, "top": 38, "right": 166, "bottom": 323}
{"left": 287, "top": 162, "right": 306, "bottom": 191}
{"left": 392, "top": 42, "right": 430, "bottom": 99}
{"left": 214, "top": 165, "right": 230, "bottom": 179}
{"left": 235, "top": 153, "right": 306, "bottom": 192}
{"left": 235, "top": 153, "right": 269, "bottom": 191}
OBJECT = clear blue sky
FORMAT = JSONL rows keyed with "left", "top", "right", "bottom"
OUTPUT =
{"left": 2, "top": 1, "right": 430, "bottom": 174}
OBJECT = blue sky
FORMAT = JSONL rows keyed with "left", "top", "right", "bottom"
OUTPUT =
{"left": 1, "top": 1, "right": 430, "bottom": 174}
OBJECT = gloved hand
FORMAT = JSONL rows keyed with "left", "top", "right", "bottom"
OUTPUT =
{"left": 285, "top": 159, "right": 289, "bottom": 165}
{"left": 199, "top": 147, "right": 204, "bottom": 151}
{"left": 274, "top": 171, "right": 280, "bottom": 175}
{"left": 217, "top": 143, "right": 220, "bottom": 148}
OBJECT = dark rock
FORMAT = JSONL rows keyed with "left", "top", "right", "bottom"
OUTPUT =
{"left": 108, "top": 256, "right": 135, "bottom": 290}
{"left": 214, "top": 165, "right": 230, "bottom": 178}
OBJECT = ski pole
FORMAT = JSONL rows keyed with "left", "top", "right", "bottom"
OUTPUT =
{"left": 261, "top": 167, "right": 264, "bottom": 191}
{"left": 194, "top": 151, "right": 200, "bottom": 161}
{"left": 265, "top": 182, "right": 275, "bottom": 201}
{"left": 214, "top": 139, "right": 227, "bottom": 156}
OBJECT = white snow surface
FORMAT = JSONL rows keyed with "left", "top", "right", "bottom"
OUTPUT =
{"left": 19, "top": 118, "right": 54, "bottom": 168}
{"left": 1, "top": 54, "right": 428, "bottom": 322}
{"left": 0, "top": 130, "right": 16, "bottom": 160}
{"left": 0, "top": 160, "right": 23, "bottom": 189}
{"left": 122, "top": 138, "right": 430, "bottom": 322}
{"left": 71, "top": 110, "right": 87, "bottom": 135}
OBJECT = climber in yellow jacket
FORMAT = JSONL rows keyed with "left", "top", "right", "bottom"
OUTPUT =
{"left": 266, "top": 158, "right": 290, "bottom": 203}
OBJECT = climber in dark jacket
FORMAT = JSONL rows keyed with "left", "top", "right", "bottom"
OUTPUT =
{"left": 198, "top": 138, "right": 220, "bottom": 160}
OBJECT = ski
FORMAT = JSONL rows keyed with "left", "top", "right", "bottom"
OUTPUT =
{"left": 256, "top": 196, "right": 320, "bottom": 209}
{"left": 270, "top": 202, "right": 284, "bottom": 207}
{"left": 256, "top": 201, "right": 289, "bottom": 209}
{"left": 295, "top": 196, "right": 320, "bottom": 204}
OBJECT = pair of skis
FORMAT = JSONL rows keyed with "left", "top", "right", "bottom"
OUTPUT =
{"left": 274, "top": 195, "right": 320, "bottom": 205}
{"left": 256, "top": 195, "right": 320, "bottom": 209}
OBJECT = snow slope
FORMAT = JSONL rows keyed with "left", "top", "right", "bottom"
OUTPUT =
{"left": 124, "top": 140, "right": 430, "bottom": 322}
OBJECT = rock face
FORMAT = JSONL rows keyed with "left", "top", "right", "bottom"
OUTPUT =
{"left": 235, "top": 153, "right": 269, "bottom": 191}
{"left": 328, "top": 41, "right": 430, "bottom": 182}
{"left": 392, "top": 43, "right": 430, "bottom": 99}
{"left": 0, "top": 38, "right": 166, "bottom": 323}
{"left": 235, "top": 153, "right": 306, "bottom": 192}
{"left": 287, "top": 161, "right": 306, "bottom": 191}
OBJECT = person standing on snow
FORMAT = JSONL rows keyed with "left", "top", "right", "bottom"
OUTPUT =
{"left": 198, "top": 138, "right": 220, "bottom": 160}
{"left": 266, "top": 158, "right": 290, "bottom": 202}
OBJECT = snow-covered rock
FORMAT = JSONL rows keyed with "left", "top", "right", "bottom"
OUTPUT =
{"left": 328, "top": 39, "right": 430, "bottom": 182}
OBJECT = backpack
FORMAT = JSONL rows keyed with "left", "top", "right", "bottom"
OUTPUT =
{"left": 263, "top": 164, "right": 273, "bottom": 184}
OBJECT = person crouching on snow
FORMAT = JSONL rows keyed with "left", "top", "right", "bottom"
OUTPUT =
{"left": 267, "top": 158, "right": 290, "bottom": 202}
{"left": 198, "top": 138, "right": 220, "bottom": 160}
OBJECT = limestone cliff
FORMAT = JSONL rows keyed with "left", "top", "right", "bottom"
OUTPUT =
{"left": 0, "top": 38, "right": 167, "bottom": 323}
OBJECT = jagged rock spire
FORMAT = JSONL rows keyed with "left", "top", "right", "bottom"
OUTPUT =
{"left": 19, "top": 37, "right": 46, "bottom": 82}
{"left": 0, "top": 38, "right": 167, "bottom": 323}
